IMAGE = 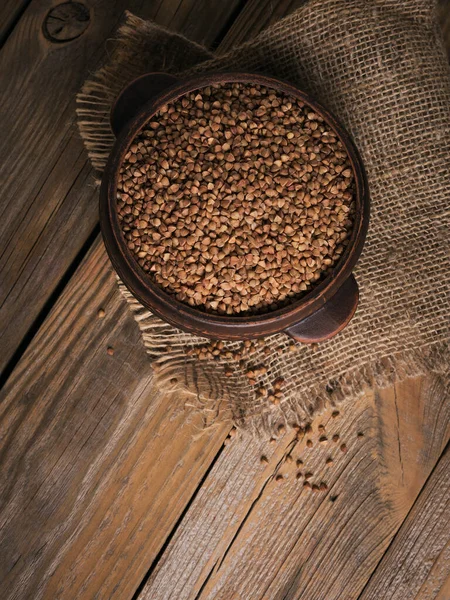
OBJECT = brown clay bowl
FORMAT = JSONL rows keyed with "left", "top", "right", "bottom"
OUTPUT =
{"left": 100, "top": 72, "right": 369, "bottom": 342}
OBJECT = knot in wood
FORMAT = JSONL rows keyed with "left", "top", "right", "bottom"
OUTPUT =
{"left": 43, "top": 2, "right": 90, "bottom": 43}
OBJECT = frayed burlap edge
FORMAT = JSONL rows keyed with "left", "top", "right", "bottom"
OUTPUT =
{"left": 119, "top": 278, "right": 449, "bottom": 435}
{"left": 76, "top": 12, "right": 213, "bottom": 173}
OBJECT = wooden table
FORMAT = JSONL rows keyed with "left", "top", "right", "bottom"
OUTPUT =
{"left": 1, "top": 1, "right": 449, "bottom": 598}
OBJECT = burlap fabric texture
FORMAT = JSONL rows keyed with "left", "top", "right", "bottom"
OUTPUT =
{"left": 77, "top": 0, "right": 450, "bottom": 434}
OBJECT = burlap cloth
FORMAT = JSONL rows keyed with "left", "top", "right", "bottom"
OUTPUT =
{"left": 77, "top": 0, "right": 450, "bottom": 434}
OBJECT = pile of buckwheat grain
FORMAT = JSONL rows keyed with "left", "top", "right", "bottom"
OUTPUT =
{"left": 117, "top": 82, "right": 355, "bottom": 315}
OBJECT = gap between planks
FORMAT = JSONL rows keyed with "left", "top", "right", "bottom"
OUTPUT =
{"left": 0, "top": 0, "right": 246, "bottom": 378}
{"left": 0, "top": 238, "right": 231, "bottom": 600}
{"left": 137, "top": 376, "right": 450, "bottom": 600}
{"left": 0, "top": 2, "right": 248, "bottom": 599}
{"left": 0, "top": 0, "right": 32, "bottom": 47}
{"left": 358, "top": 442, "right": 450, "bottom": 600}
{"left": 1, "top": 1, "right": 449, "bottom": 599}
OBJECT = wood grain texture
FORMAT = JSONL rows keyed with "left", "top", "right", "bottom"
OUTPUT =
{"left": 0, "top": 0, "right": 30, "bottom": 45}
{"left": 359, "top": 444, "right": 450, "bottom": 600}
{"left": 0, "top": 3, "right": 249, "bottom": 596}
{"left": 219, "top": 0, "right": 450, "bottom": 55}
{"left": 139, "top": 377, "right": 450, "bottom": 600}
{"left": 0, "top": 238, "right": 230, "bottom": 600}
{"left": 218, "top": 0, "right": 307, "bottom": 53}
{"left": 0, "top": 0, "right": 244, "bottom": 375}
{"left": 438, "top": 0, "right": 450, "bottom": 60}
{"left": 2, "top": 1, "right": 449, "bottom": 599}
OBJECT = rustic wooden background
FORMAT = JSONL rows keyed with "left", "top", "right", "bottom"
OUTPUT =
{"left": 1, "top": 1, "right": 449, "bottom": 599}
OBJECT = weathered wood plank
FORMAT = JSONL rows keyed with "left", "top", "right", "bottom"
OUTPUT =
{"left": 138, "top": 377, "right": 450, "bottom": 600}
{"left": 2, "top": 2, "right": 449, "bottom": 599}
{"left": 0, "top": 0, "right": 30, "bottom": 46}
{"left": 0, "top": 0, "right": 243, "bottom": 376}
{"left": 0, "top": 239, "right": 230, "bottom": 600}
{"left": 0, "top": 2, "right": 298, "bottom": 597}
{"left": 438, "top": 0, "right": 450, "bottom": 59}
{"left": 218, "top": 0, "right": 307, "bottom": 53}
{"left": 0, "top": 2, "right": 250, "bottom": 596}
{"left": 359, "top": 445, "right": 450, "bottom": 600}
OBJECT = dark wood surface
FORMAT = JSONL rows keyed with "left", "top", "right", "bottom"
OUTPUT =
{"left": 1, "top": 1, "right": 449, "bottom": 599}
{"left": 0, "top": 0, "right": 244, "bottom": 377}
{"left": 0, "top": 0, "right": 29, "bottom": 44}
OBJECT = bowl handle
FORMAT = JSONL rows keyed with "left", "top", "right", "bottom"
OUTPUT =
{"left": 110, "top": 73, "right": 180, "bottom": 137}
{"left": 285, "top": 275, "right": 359, "bottom": 343}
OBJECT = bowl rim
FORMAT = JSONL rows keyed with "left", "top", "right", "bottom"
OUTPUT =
{"left": 100, "top": 71, "right": 370, "bottom": 339}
